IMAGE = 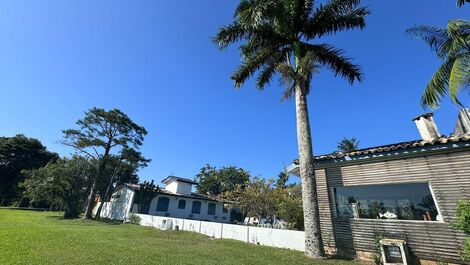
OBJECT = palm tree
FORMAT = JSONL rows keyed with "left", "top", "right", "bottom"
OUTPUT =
{"left": 337, "top": 137, "right": 359, "bottom": 152}
{"left": 214, "top": 0, "right": 369, "bottom": 258}
{"left": 457, "top": 0, "right": 469, "bottom": 7}
{"left": 407, "top": 20, "right": 470, "bottom": 109}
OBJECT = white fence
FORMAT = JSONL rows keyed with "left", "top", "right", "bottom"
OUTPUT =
{"left": 135, "top": 213, "right": 305, "bottom": 252}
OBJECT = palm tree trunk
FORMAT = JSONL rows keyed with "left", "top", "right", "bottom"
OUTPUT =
{"left": 295, "top": 83, "right": 325, "bottom": 258}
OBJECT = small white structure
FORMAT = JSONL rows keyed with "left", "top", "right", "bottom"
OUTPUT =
{"left": 97, "top": 176, "right": 230, "bottom": 223}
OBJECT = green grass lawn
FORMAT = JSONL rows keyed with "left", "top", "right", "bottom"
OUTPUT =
{"left": 0, "top": 209, "right": 358, "bottom": 265}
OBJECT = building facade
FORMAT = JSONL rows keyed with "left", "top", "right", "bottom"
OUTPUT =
{"left": 287, "top": 110, "right": 470, "bottom": 264}
{"left": 97, "top": 176, "right": 230, "bottom": 223}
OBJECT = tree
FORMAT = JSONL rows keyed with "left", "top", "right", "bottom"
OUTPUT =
{"left": 407, "top": 20, "right": 470, "bottom": 109}
{"left": 225, "top": 177, "right": 279, "bottom": 219}
{"left": 337, "top": 137, "right": 359, "bottom": 152}
{"left": 133, "top": 180, "right": 160, "bottom": 214}
{"left": 94, "top": 148, "right": 150, "bottom": 219}
{"left": 22, "top": 157, "right": 92, "bottom": 218}
{"left": 62, "top": 108, "right": 148, "bottom": 219}
{"left": 276, "top": 171, "right": 289, "bottom": 189}
{"left": 214, "top": 0, "right": 368, "bottom": 257}
{"left": 457, "top": 0, "right": 469, "bottom": 7}
{"left": 453, "top": 200, "right": 470, "bottom": 261}
{"left": 0, "top": 135, "right": 58, "bottom": 205}
{"left": 195, "top": 164, "right": 250, "bottom": 195}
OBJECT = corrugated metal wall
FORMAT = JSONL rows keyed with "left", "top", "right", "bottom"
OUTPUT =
{"left": 315, "top": 149, "right": 470, "bottom": 263}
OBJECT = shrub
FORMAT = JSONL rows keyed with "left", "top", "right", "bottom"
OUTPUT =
{"left": 453, "top": 200, "right": 470, "bottom": 261}
{"left": 128, "top": 214, "right": 141, "bottom": 225}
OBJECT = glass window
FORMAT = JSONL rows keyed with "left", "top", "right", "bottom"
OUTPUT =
{"left": 191, "top": 201, "right": 201, "bottom": 214}
{"left": 178, "top": 200, "right": 186, "bottom": 209}
{"left": 208, "top": 203, "right": 216, "bottom": 215}
{"left": 334, "top": 182, "right": 439, "bottom": 221}
{"left": 156, "top": 197, "right": 170, "bottom": 212}
{"left": 223, "top": 206, "right": 228, "bottom": 213}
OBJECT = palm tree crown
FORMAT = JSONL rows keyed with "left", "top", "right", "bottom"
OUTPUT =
{"left": 337, "top": 137, "right": 359, "bottom": 152}
{"left": 213, "top": 0, "right": 369, "bottom": 96}
{"left": 407, "top": 19, "right": 470, "bottom": 109}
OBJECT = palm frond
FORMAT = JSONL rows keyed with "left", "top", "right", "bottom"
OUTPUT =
{"left": 231, "top": 47, "right": 279, "bottom": 88}
{"left": 302, "top": 43, "right": 362, "bottom": 84}
{"left": 213, "top": 23, "right": 247, "bottom": 49}
{"left": 421, "top": 58, "right": 454, "bottom": 109}
{"left": 457, "top": 0, "right": 469, "bottom": 7}
{"left": 277, "top": 63, "right": 297, "bottom": 100}
{"left": 256, "top": 48, "right": 291, "bottom": 89}
{"left": 449, "top": 55, "right": 470, "bottom": 105}
{"left": 304, "top": 0, "right": 369, "bottom": 38}
{"left": 406, "top": 25, "right": 451, "bottom": 58}
{"left": 447, "top": 20, "right": 470, "bottom": 55}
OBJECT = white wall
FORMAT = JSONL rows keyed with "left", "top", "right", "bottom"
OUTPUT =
{"left": 148, "top": 194, "right": 230, "bottom": 223}
{"left": 94, "top": 186, "right": 135, "bottom": 220}
{"left": 134, "top": 214, "right": 305, "bottom": 252}
{"left": 165, "top": 181, "right": 192, "bottom": 195}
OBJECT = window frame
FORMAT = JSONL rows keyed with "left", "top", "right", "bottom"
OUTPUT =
{"left": 178, "top": 199, "right": 186, "bottom": 210}
{"left": 156, "top": 196, "right": 170, "bottom": 212}
{"left": 191, "top": 201, "right": 201, "bottom": 214}
{"left": 331, "top": 182, "right": 443, "bottom": 223}
{"left": 207, "top": 203, "right": 216, "bottom": 215}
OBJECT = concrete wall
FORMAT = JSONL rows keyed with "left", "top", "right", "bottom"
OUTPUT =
{"left": 96, "top": 186, "right": 135, "bottom": 220}
{"left": 134, "top": 213, "right": 305, "bottom": 252}
{"left": 148, "top": 194, "right": 230, "bottom": 223}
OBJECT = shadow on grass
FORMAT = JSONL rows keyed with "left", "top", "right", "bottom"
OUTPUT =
{"left": 45, "top": 215, "right": 124, "bottom": 225}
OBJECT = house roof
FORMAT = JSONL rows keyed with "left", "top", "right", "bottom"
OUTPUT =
{"left": 158, "top": 189, "right": 223, "bottom": 203}
{"left": 161, "top": 175, "right": 198, "bottom": 185}
{"left": 292, "top": 134, "right": 470, "bottom": 164}
{"left": 119, "top": 183, "right": 226, "bottom": 203}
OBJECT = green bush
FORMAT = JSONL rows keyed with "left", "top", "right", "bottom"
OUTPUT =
{"left": 128, "top": 214, "right": 141, "bottom": 225}
{"left": 454, "top": 200, "right": 470, "bottom": 261}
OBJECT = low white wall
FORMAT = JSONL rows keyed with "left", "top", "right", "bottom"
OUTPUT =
{"left": 134, "top": 214, "right": 304, "bottom": 252}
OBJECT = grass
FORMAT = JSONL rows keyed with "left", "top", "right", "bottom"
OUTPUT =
{"left": 0, "top": 209, "right": 358, "bottom": 265}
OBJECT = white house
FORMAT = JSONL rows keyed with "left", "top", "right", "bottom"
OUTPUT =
{"left": 97, "top": 176, "right": 231, "bottom": 223}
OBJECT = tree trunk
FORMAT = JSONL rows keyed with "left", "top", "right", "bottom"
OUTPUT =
{"left": 94, "top": 165, "right": 119, "bottom": 219}
{"left": 83, "top": 179, "right": 97, "bottom": 219}
{"left": 295, "top": 83, "right": 325, "bottom": 258}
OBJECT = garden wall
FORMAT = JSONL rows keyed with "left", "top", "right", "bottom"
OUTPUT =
{"left": 135, "top": 213, "right": 305, "bottom": 252}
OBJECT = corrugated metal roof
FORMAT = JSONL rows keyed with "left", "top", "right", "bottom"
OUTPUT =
{"left": 293, "top": 134, "right": 470, "bottom": 164}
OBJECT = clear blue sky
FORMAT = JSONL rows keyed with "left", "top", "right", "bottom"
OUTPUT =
{"left": 0, "top": 1, "right": 468, "bottom": 183}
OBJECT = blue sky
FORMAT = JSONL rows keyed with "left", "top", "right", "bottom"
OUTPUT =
{"left": 0, "top": 1, "right": 468, "bottom": 183}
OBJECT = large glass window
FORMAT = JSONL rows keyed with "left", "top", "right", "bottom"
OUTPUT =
{"left": 208, "top": 203, "right": 216, "bottom": 215}
{"left": 156, "top": 197, "right": 170, "bottom": 212}
{"left": 178, "top": 200, "right": 186, "bottom": 209}
{"left": 334, "top": 182, "right": 439, "bottom": 221}
{"left": 191, "top": 201, "right": 201, "bottom": 214}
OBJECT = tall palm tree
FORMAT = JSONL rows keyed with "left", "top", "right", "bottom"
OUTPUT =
{"left": 457, "top": 0, "right": 469, "bottom": 7}
{"left": 407, "top": 19, "right": 470, "bottom": 109}
{"left": 214, "top": 0, "right": 369, "bottom": 258}
{"left": 337, "top": 137, "right": 360, "bottom": 152}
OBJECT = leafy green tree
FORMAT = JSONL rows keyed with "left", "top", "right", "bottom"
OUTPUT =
{"left": 407, "top": 20, "right": 470, "bottom": 109}
{"left": 453, "top": 200, "right": 470, "bottom": 261}
{"left": 277, "top": 187, "right": 304, "bottom": 230}
{"left": 225, "top": 177, "right": 279, "bottom": 219}
{"left": 337, "top": 137, "right": 359, "bottom": 152}
{"left": 94, "top": 149, "right": 150, "bottom": 219}
{"left": 0, "top": 135, "right": 58, "bottom": 205}
{"left": 133, "top": 180, "right": 160, "bottom": 214}
{"left": 276, "top": 171, "right": 289, "bottom": 189}
{"left": 62, "top": 108, "right": 148, "bottom": 219}
{"left": 195, "top": 164, "right": 250, "bottom": 195}
{"left": 21, "top": 157, "right": 92, "bottom": 218}
{"left": 214, "top": 0, "right": 368, "bottom": 257}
